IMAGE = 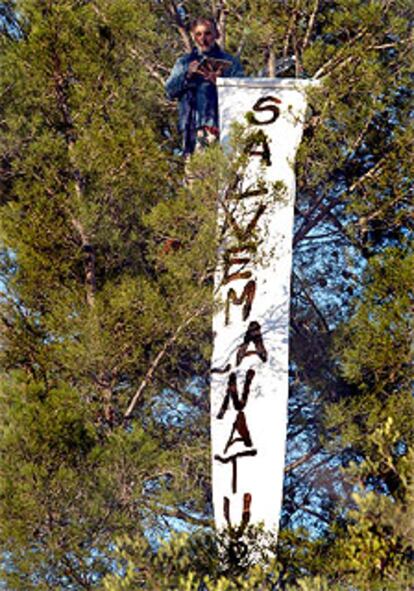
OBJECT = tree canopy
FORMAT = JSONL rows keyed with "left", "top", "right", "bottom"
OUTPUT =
{"left": 0, "top": 0, "right": 412, "bottom": 589}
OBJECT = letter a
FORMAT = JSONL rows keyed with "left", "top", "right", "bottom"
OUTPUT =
{"left": 245, "top": 131, "right": 272, "bottom": 166}
{"left": 236, "top": 321, "right": 268, "bottom": 366}
{"left": 224, "top": 411, "right": 253, "bottom": 453}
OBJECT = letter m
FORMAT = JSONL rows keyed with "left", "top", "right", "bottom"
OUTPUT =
{"left": 225, "top": 280, "right": 256, "bottom": 325}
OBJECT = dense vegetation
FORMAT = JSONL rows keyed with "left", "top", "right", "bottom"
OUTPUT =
{"left": 0, "top": 0, "right": 412, "bottom": 589}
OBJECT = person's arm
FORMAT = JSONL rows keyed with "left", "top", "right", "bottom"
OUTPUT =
{"left": 165, "top": 57, "right": 196, "bottom": 100}
{"left": 225, "top": 56, "right": 244, "bottom": 78}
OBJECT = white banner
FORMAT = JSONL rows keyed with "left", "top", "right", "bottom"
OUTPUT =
{"left": 211, "top": 78, "right": 313, "bottom": 534}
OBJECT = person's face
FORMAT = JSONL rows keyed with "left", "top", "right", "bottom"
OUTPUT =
{"left": 191, "top": 23, "right": 217, "bottom": 52}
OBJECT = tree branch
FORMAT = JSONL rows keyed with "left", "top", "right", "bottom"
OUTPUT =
{"left": 285, "top": 446, "right": 322, "bottom": 473}
{"left": 282, "top": 2, "right": 299, "bottom": 59}
{"left": 313, "top": 27, "right": 368, "bottom": 78}
{"left": 293, "top": 271, "right": 330, "bottom": 333}
{"left": 267, "top": 46, "right": 276, "bottom": 77}
{"left": 51, "top": 47, "right": 97, "bottom": 309}
{"left": 69, "top": 216, "right": 97, "bottom": 309}
{"left": 217, "top": 3, "right": 229, "bottom": 50}
{"left": 302, "top": 0, "right": 319, "bottom": 51}
{"left": 163, "top": 505, "right": 212, "bottom": 527}
{"left": 124, "top": 304, "right": 208, "bottom": 418}
{"left": 167, "top": 0, "right": 192, "bottom": 52}
{"left": 129, "top": 48, "right": 167, "bottom": 86}
{"left": 294, "top": 153, "right": 388, "bottom": 246}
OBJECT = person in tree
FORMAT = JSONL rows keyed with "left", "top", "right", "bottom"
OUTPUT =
{"left": 166, "top": 17, "right": 243, "bottom": 156}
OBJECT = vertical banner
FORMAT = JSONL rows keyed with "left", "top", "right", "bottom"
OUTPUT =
{"left": 211, "top": 78, "right": 313, "bottom": 534}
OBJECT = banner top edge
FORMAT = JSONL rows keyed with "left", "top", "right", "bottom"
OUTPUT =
{"left": 217, "top": 77, "right": 319, "bottom": 89}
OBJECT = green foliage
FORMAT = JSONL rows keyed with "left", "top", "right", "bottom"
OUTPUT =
{"left": 102, "top": 526, "right": 413, "bottom": 590}
{"left": 0, "top": 372, "right": 170, "bottom": 589}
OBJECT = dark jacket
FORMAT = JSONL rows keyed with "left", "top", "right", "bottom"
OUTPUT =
{"left": 165, "top": 44, "right": 243, "bottom": 154}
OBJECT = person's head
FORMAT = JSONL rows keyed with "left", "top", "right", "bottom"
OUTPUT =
{"left": 190, "top": 18, "right": 219, "bottom": 52}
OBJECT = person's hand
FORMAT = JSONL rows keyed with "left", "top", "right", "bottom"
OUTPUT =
{"left": 187, "top": 60, "right": 200, "bottom": 78}
{"left": 196, "top": 66, "right": 215, "bottom": 84}
{"left": 197, "top": 63, "right": 226, "bottom": 85}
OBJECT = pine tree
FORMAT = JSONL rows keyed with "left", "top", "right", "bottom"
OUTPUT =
{"left": 0, "top": 1, "right": 215, "bottom": 587}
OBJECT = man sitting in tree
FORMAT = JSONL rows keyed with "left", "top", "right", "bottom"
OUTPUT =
{"left": 165, "top": 17, "right": 243, "bottom": 156}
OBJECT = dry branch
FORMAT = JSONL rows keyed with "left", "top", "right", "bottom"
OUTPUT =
{"left": 124, "top": 304, "right": 208, "bottom": 418}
